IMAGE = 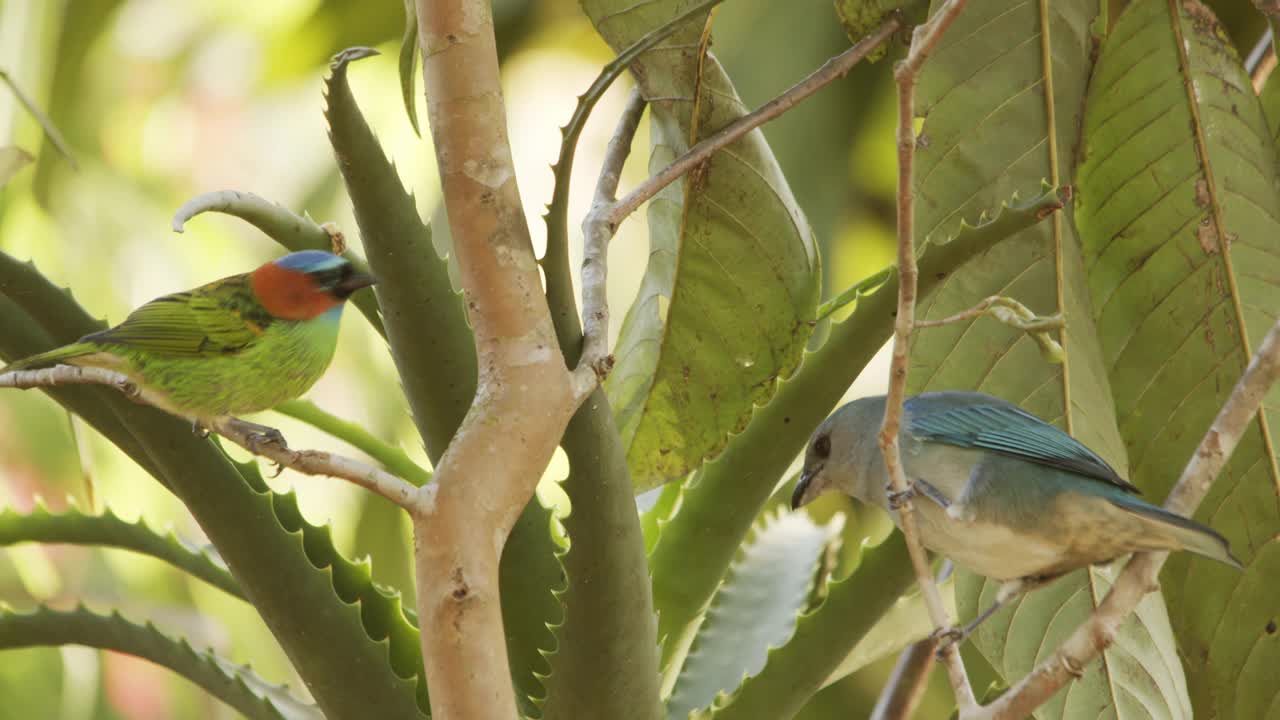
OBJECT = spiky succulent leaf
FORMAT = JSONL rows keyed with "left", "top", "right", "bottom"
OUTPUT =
{"left": 0, "top": 503, "right": 243, "bottom": 600}
{"left": 666, "top": 511, "right": 841, "bottom": 719}
{"left": 0, "top": 604, "right": 319, "bottom": 720}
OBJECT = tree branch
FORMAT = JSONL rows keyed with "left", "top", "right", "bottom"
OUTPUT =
{"left": 415, "top": 0, "right": 586, "bottom": 717}
{"left": 605, "top": 14, "right": 903, "bottom": 231}
{"left": 574, "top": 88, "right": 647, "bottom": 399}
{"left": 0, "top": 366, "right": 420, "bottom": 509}
{"left": 878, "top": 0, "right": 975, "bottom": 712}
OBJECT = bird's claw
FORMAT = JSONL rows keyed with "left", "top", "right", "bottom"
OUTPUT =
{"left": 929, "top": 625, "right": 966, "bottom": 656}
{"left": 245, "top": 427, "right": 288, "bottom": 452}
{"left": 191, "top": 420, "right": 210, "bottom": 438}
{"left": 887, "top": 485, "right": 917, "bottom": 510}
{"left": 117, "top": 379, "right": 142, "bottom": 402}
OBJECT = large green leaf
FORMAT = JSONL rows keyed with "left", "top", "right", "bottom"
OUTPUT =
{"left": 1076, "top": 2, "right": 1280, "bottom": 716}
{"left": 667, "top": 510, "right": 841, "bottom": 719}
{"left": 584, "top": 0, "right": 821, "bottom": 490}
{"left": 907, "top": 1, "right": 1191, "bottom": 717}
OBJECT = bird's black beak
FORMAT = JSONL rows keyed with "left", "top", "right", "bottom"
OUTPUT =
{"left": 334, "top": 271, "right": 377, "bottom": 299}
{"left": 791, "top": 468, "right": 817, "bottom": 510}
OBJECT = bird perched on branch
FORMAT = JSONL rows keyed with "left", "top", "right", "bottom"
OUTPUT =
{"left": 3, "top": 250, "right": 374, "bottom": 440}
{"left": 791, "top": 391, "right": 1240, "bottom": 641}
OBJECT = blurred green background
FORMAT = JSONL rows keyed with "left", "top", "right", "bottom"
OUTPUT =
{"left": 0, "top": 0, "right": 1266, "bottom": 717}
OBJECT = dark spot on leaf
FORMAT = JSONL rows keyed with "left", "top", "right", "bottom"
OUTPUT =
{"left": 1267, "top": 620, "right": 1276, "bottom": 635}
{"left": 783, "top": 416, "right": 791, "bottom": 424}
{"left": 936, "top": 273, "right": 946, "bottom": 280}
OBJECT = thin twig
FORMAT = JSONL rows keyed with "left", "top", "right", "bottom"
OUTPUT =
{"left": 0, "top": 366, "right": 420, "bottom": 509}
{"left": 975, "top": 315, "right": 1280, "bottom": 719}
{"left": 878, "top": 0, "right": 975, "bottom": 712}
{"left": 916, "top": 295, "right": 1064, "bottom": 363}
{"left": 574, "top": 89, "right": 647, "bottom": 399}
{"left": 605, "top": 14, "right": 903, "bottom": 230}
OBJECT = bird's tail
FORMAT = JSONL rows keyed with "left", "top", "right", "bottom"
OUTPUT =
{"left": 2, "top": 343, "right": 98, "bottom": 374}
{"left": 1111, "top": 496, "right": 1242, "bottom": 569}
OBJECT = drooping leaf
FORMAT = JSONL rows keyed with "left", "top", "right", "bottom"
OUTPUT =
{"left": 667, "top": 510, "right": 841, "bottom": 720}
{"left": 0, "top": 503, "right": 243, "bottom": 600}
{"left": 584, "top": 0, "right": 821, "bottom": 490}
{"left": 1076, "top": 2, "right": 1280, "bottom": 715}
{"left": 0, "top": 604, "right": 319, "bottom": 720}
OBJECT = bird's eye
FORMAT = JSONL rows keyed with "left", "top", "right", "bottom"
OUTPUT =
{"left": 813, "top": 434, "right": 830, "bottom": 458}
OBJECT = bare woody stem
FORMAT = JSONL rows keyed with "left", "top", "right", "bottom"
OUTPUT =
{"left": 877, "top": 0, "right": 974, "bottom": 711}
{"left": 973, "top": 315, "right": 1280, "bottom": 719}
{"left": 0, "top": 366, "right": 420, "bottom": 508}
{"left": 604, "top": 14, "right": 903, "bottom": 231}
{"left": 576, "top": 89, "right": 647, "bottom": 394}
{"left": 414, "top": 0, "right": 586, "bottom": 717}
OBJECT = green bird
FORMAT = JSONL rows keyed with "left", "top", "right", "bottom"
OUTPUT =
{"left": 3, "top": 250, "right": 374, "bottom": 432}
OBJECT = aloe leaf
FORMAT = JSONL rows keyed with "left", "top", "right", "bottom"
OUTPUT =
{"left": 324, "top": 47, "right": 476, "bottom": 460}
{"left": 535, "top": 386, "right": 665, "bottom": 720}
{"left": 1076, "top": 2, "right": 1280, "bottom": 715}
{"left": 648, "top": 187, "right": 1060, "bottom": 677}
{"left": 0, "top": 259, "right": 427, "bottom": 718}
{"left": 170, "top": 189, "right": 385, "bottom": 339}
{"left": 666, "top": 510, "right": 841, "bottom": 719}
{"left": 694, "top": 534, "right": 916, "bottom": 720}
{"left": 0, "top": 604, "right": 319, "bottom": 720}
{"left": 0, "top": 503, "right": 243, "bottom": 600}
{"left": 584, "top": 0, "right": 821, "bottom": 490}
{"left": 903, "top": 2, "right": 1191, "bottom": 716}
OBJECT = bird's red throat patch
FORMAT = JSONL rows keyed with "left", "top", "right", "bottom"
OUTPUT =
{"left": 250, "top": 262, "right": 340, "bottom": 320}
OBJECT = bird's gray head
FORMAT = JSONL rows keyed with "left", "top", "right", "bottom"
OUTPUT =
{"left": 791, "top": 395, "right": 887, "bottom": 510}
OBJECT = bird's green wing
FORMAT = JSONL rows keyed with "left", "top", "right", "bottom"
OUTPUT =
{"left": 906, "top": 396, "right": 1138, "bottom": 493}
{"left": 80, "top": 275, "right": 268, "bottom": 357}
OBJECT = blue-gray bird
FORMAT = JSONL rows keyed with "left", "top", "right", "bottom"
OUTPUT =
{"left": 791, "top": 391, "right": 1240, "bottom": 638}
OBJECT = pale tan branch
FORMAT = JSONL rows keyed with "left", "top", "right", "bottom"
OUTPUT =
{"left": 917, "top": 295, "right": 1064, "bottom": 363}
{"left": 0, "top": 365, "right": 420, "bottom": 509}
{"left": 416, "top": 0, "right": 583, "bottom": 717}
{"left": 575, "top": 88, "right": 647, "bottom": 400}
{"left": 879, "top": 0, "right": 975, "bottom": 712}
{"left": 975, "top": 315, "right": 1280, "bottom": 719}
{"left": 605, "top": 14, "right": 902, "bottom": 230}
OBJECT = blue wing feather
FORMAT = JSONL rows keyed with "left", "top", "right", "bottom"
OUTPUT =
{"left": 905, "top": 391, "right": 1138, "bottom": 494}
